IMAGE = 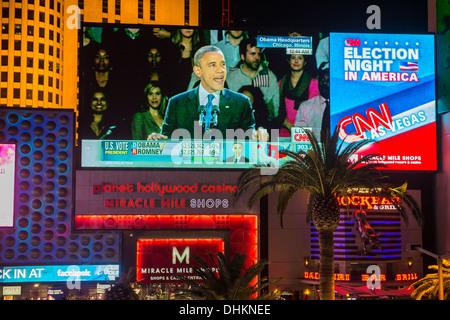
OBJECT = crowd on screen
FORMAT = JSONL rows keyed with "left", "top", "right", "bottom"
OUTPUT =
{"left": 79, "top": 26, "right": 330, "bottom": 141}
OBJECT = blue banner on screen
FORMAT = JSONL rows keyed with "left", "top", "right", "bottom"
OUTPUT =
{"left": 0, "top": 264, "right": 120, "bottom": 283}
{"left": 81, "top": 139, "right": 311, "bottom": 168}
{"left": 257, "top": 36, "right": 313, "bottom": 54}
{"left": 330, "top": 33, "right": 436, "bottom": 170}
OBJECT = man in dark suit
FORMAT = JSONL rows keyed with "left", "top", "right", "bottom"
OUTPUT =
{"left": 148, "top": 45, "right": 268, "bottom": 141}
{"left": 226, "top": 142, "right": 249, "bottom": 163}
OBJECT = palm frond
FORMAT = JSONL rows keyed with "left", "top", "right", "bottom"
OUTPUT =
{"left": 236, "top": 125, "right": 422, "bottom": 229}
{"left": 409, "top": 258, "right": 450, "bottom": 299}
{"left": 175, "top": 252, "right": 281, "bottom": 300}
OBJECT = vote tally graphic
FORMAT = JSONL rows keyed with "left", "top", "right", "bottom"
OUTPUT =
{"left": 330, "top": 33, "right": 437, "bottom": 170}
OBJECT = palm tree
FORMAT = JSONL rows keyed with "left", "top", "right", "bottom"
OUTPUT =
{"left": 236, "top": 126, "right": 422, "bottom": 300}
{"left": 410, "top": 258, "right": 450, "bottom": 300}
{"left": 175, "top": 251, "right": 281, "bottom": 300}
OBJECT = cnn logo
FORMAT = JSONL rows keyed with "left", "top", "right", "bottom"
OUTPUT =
{"left": 345, "top": 39, "right": 361, "bottom": 47}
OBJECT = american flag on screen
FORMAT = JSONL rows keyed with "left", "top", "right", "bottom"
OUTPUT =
{"left": 252, "top": 74, "right": 270, "bottom": 87}
{"left": 399, "top": 62, "right": 419, "bottom": 71}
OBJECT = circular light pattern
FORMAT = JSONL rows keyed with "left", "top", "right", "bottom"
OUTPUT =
{"left": 0, "top": 108, "right": 120, "bottom": 264}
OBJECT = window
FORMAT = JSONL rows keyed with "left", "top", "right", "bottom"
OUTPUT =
{"left": 1, "top": 88, "right": 7, "bottom": 98}
{"left": 38, "top": 74, "right": 44, "bottom": 85}
{"left": 14, "top": 24, "right": 21, "bottom": 35}
{"left": 1, "top": 24, "right": 8, "bottom": 34}
{"left": 27, "top": 25, "right": 34, "bottom": 36}
{"left": 13, "top": 88, "right": 20, "bottom": 99}
{"left": 1, "top": 39, "right": 7, "bottom": 50}
{"left": 115, "top": 0, "right": 120, "bottom": 15}
{"left": 39, "top": 12, "right": 45, "bottom": 22}
{"left": 13, "top": 72, "right": 20, "bottom": 82}
{"left": 2, "top": 8, "right": 9, "bottom": 19}
{"left": 15, "top": 8, "right": 22, "bottom": 19}
{"left": 14, "top": 40, "right": 21, "bottom": 51}
{"left": 26, "top": 73, "right": 33, "bottom": 83}
{"left": 184, "top": 0, "right": 190, "bottom": 25}
{"left": 26, "top": 57, "right": 33, "bottom": 68}
{"left": 49, "top": 14, "right": 54, "bottom": 25}
{"left": 49, "top": 45, "right": 53, "bottom": 56}
{"left": 38, "top": 90, "right": 43, "bottom": 101}
{"left": 27, "top": 41, "right": 33, "bottom": 52}
{"left": 38, "top": 59, "right": 44, "bottom": 69}
{"left": 138, "top": 0, "right": 143, "bottom": 19}
{"left": 1, "top": 72, "right": 6, "bottom": 82}
{"left": 1, "top": 56, "right": 7, "bottom": 66}
{"left": 150, "top": 0, "right": 155, "bottom": 20}
{"left": 39, "top": 27, "right": 45, "bottom": 37}
{"left": 26, "top": 89, "right": 33, "bottom": 99}
{"left": 14, "top": 56, "right": 21, "bottom": 67}
{"left": 39, "top": 43, "right": 44, "bottom": 53}
{"left": 28, "top": 10, "right": 34, "bottom": 20}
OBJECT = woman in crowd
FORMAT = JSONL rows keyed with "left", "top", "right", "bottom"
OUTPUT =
{"left": 278, "top": 54, "right": 319, "bottom": 137}
{"left": 131, "top": 81, "right": 168, "bottom": 140}
{"left": 167, "top": 28, "right": 206, "bottom": 96}
{"left": 81, "top": 90, "right": 119, "bottom": 139}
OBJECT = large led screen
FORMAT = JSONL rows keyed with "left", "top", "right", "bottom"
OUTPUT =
{"left": 330, "top": 32, "right": 436, "bottom": 170}
{"left": 79, "top": 24, "right": 324, "bottom": 168}
{"left": 0, "top": 143, "right": 16, "bottom": 227}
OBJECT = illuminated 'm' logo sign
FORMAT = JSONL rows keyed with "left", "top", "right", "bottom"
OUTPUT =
{"left": 172, "top": 247, "right": 190, "bottom": 264}
{"left": 337, "top": 103, "right": 393, "bottom": 142}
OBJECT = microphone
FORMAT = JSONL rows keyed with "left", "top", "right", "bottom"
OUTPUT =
{"left": 211, "top": 105, "right": 220, "bottom": 127}
{"left": 198, "top": 105, "right": 206, "bottom": 126}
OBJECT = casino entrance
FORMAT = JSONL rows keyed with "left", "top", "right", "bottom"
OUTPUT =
{"left": 119, "top": 215, "right": 259, "bottom": 299}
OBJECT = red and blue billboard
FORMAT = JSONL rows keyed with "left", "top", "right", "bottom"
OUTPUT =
{"left": 330, "top": 33, "right": 436, "bottom": 170}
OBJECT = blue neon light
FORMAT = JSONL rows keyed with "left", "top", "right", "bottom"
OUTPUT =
{"left": 0, "top": 264, "right": 120, "bottom": 283}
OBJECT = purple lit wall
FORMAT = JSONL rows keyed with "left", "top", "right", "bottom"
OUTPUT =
{"left": 0, "top": 107, "right": 121, "bottom": 264}
{"left": 311, "top": 211, "right": 402, "bottom": 261}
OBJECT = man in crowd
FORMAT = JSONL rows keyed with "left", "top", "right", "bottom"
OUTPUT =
{"left": 148, "top": 45, "right": 268, "bottom": 142}
{"left": 215, "top": 30, "right": 247, "bottom": 71}
{"left": 226, "top": 38, "right": 280, "bottom": 126}
{"left": 226, "top": 142, "right": 249, "bottom": 163}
